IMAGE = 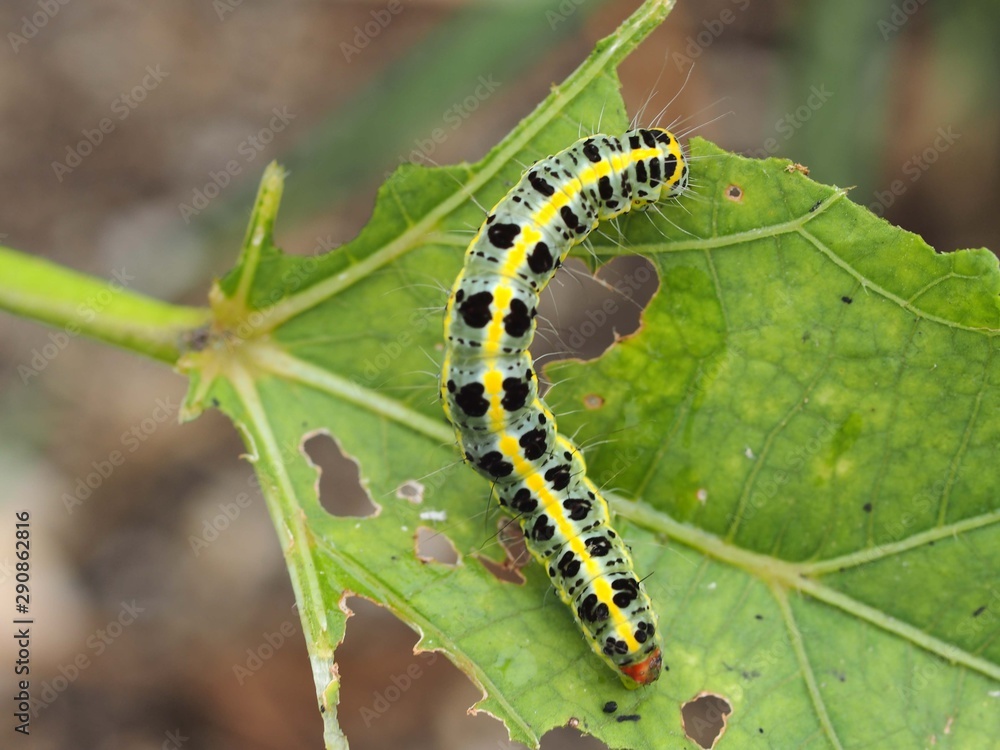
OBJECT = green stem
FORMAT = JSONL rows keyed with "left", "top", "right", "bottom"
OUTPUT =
{"left": 0, "top": 246, "right": 210, "bottom": 364}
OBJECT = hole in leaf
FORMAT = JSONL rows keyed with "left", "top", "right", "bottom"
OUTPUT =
{"left": 725, "top": 184, "right": 743, "bottom": 202}
{"left": 681, "top": 692, "right": 732, "bottom": 749}
{"left": 301, "top": 431, "right": 377, "bottom": 517}
{"left": 415, "top": 526, "right": 458, "bottom": 566}
{"left": 536, "top": 256, "right": 659, "bottom": 364}
{"left": 396, "top": 479, "right": 425, "bottom": 503}
{"left": 477, "top": 554, "right": 526, "bottom": 585}
{"left": 540, "top": 726, "right": 607, "bottom": 749}
{"left": 337, "top": 597, "right": 508, "bottom": 748}
{"left": 477, "top": 519, "right": 529, "bottom": 584}
{"left": 497, "top": 518, "right": 530, "bottom": 565}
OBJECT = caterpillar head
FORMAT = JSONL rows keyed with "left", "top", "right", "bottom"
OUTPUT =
{"left": 648, "top": 127, "right": 689, "bottom": 199}
{"left": 620, "top": 646, "right": 663, "bottom": 688}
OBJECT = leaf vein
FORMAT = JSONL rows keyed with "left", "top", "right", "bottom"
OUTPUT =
{"left": 937, "top": 343, "right": 994, "bottom": 525}
{"left": 771, "top": 584, "right": 846, "bottom": 750}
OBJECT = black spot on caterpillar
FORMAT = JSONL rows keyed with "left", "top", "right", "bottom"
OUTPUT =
{"left": 441, "top": 127, "right": 688, "bottom": 688}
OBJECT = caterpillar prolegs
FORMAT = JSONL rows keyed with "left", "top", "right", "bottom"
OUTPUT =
{"left": 441, "top": 128, "right": 688, "bottom": 688}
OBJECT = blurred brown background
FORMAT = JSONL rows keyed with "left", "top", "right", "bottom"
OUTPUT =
{"left": 1, "top": 1, "right": 997, "bottom": 748}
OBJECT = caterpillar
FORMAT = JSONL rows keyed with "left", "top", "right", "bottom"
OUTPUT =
{"left": 440, "top": 127, "right": 688, "bottom": 688}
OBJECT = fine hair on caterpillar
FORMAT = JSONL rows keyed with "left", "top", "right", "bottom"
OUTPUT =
{"left": 441, "top": 125, "right": 690, "bottom": 688}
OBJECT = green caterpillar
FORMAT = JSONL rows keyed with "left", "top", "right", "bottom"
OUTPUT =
{"left": 441, "top": 128, "right": 688, "bottom": 688}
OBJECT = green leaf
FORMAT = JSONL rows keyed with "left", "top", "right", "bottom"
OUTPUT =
{"left": 177, "top": 1, "right": 1000, "bottom": 748}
